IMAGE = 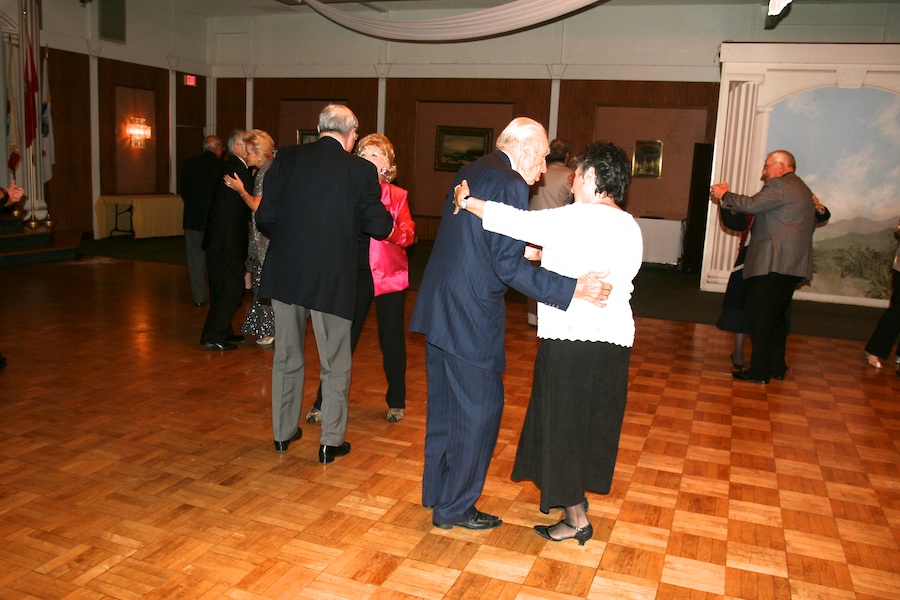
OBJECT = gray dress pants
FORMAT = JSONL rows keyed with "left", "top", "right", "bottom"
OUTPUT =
{"left": 271, "top": 299, "right": 352, "bottom": 447}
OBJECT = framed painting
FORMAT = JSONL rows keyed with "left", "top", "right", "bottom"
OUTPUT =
{"left": 297, "top": 129, "right": 318, "bottom": 144}
{"left": 632, "top": 140, "right": 663, "bottom": 178}
{"left": 434, "top": 126, "right": 493, "bottom": 172}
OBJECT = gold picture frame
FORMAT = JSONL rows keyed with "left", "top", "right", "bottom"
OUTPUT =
{"left": 434, "top": 126, "right": 493, "bottom": 172}
{"left": 632, "top": 140, "right": 663, "bottom": 178}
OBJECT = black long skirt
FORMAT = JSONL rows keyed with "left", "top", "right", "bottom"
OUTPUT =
{"left": 716, "top": 245, "right": 751, "bottom": 334}
{"left": 511, "top": 338, "right": 631, "bottom": 513}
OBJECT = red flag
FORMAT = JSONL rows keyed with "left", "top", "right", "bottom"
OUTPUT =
{"left": 6, "top": 52, "right": 21, "bottom": 175}
{"left": 41, "top": 52, "right": 54, "bottom": 182}
{"left": 23, "top": 29, "right": 38, "bottom": 149}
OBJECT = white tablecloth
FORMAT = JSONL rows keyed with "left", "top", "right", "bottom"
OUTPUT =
{"left": 635, "top": 217, "right": 683, "bottom": 265}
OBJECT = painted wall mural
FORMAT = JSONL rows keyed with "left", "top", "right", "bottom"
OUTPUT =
{"left": 767, "top": 87, "right": 900, "bottom": 301}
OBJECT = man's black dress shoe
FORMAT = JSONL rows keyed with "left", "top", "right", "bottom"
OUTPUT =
{"left": 433, "top": 510, "right": 502, "bottom": 530}
{"left": 226, "top": 334, "right": 246, "bottom": 344}
{"left": 772, "top": 367, "right": 790, "bottom": 380}
{"left": 732, "top": 371, "right": 769, "bottom": 384}
{"left": 274, "top": 428, "right": 302, "bottom": 452}
{"left": 319, "top": 441, "right": 351, "bottom": 464}
{"left": 202, "top": 341, "right": 238, "bottom": 351}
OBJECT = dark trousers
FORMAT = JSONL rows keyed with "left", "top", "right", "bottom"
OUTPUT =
{"left": 422, "top": 342, "right": 504, "bottom": 525}
{"left": 747, "top": 272, "right": 803, "bottom": 380}
{"left": 200, "top": 247, "right": 244, "bottom": 344}
{"left": 865, "top": 269, "right": 900, "bottom": 359}
{"left": 315, "top": 269, "right": 407, "bottom": 409}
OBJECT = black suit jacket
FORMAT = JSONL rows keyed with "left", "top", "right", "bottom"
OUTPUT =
{"left": 256, "top": 136, "right": 391, "bottom": 320}
{"left": 410, "top": 151, "right": 576, "bottom": 372}
{"left": 203, "top": 155, "right": 252, "bottom": 258}
{"left": 179, "top": 150, "right": 223, "bottom": 231}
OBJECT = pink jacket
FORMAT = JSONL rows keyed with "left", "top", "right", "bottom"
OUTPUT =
{"left": 370, "top": 182, "right": 415, "bottom": 296}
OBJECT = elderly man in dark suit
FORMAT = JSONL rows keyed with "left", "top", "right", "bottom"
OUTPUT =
{"left": 711, "top": 149, "right": 817, "bottom": 384}
{"left": 410, "top": 117, "right": 611, "bottom": 531}
{"left": 179, "top": 135, "right": 223, "bottom": 306}
{"left": 200, "top": 130, "right": 252, "bottom": 351}
{"left": 257, "top": 104, "right": 392, "bottom": 462}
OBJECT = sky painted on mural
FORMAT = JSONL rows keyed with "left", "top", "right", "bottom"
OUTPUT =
{"left": 767, "top": 86, "right": 900, "bottom": 225}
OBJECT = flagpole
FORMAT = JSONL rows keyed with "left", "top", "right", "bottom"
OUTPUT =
{"left": 41, "top": 45, "right": 51, "bottom": 227}
{"left": 19, "top": 0, "right": 35, "bottom": 228}
{"left": 21, "top": 0, "right": 42, "bottom": 228}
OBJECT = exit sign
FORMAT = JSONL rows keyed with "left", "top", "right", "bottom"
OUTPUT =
{"left": 183, "top": 74, "right": 197, "bottom": 87}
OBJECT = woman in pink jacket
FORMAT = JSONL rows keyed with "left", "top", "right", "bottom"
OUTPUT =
{"left": 308, "top": 134, "right": 416, "bottom": 423}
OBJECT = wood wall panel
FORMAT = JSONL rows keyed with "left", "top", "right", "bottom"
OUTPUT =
{"left": 413, "top": 102, "right": 514, "bottom": 217}
{"left": 114, "top": 87, "right": 156, "bottom": 194}
{"left": 176, "top": 72, "right": 206, "bottom": 127}
{"left": 175, "top": 72, "right": 207, "bottom": 186}
{"left": 558, "top": 80, "right": 719, "bottom": 155}
{"left": 44, "top": 49, "right": 91, "bottom": 235}
{"left": 98, "top": 58, "right": 169, "bottom": 195}
{"left": 557, "top": 80, "right": 720, "bottom": 237}
{"left": 252, "top": 78, "right": 378, "bottom": 149}
{"left": 278, "top": 99, "right": 347, "bottom": 149}
{"left": 215, "top": 78, "right": 247, "bottom": 149}
{"left": 594, "top": 106, "right": 709, "bottom": 220}
{"left": 385, "top": 79, "right": 552, "bottom": 239}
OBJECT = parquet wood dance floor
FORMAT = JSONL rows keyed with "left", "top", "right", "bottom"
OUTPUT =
{"left": 1, "top": 256, "right": 898, "bottom": 599}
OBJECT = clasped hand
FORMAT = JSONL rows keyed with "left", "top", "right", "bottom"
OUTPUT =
{"left": 575, "top": 270, "right": 613, "bottom": 308}
{"left": 709, "top": 182, "right": 729, "bottom": 202}
{"left": 4, "top": 179, "right": 24, "bottom": 206}
{"left": 452, "top": 180, "right": 470, "bottom": 215}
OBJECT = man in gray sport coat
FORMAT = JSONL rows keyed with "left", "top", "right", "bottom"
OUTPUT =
{"left": 711, "top": 150, "right": 817, "bottom": 384}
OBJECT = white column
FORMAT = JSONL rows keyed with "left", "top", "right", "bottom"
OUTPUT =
{"left": 375, "top": 63, "right": 390, "bottom": 134}
{"left": 700, "top": 77, "right": 762, "bottom": 290}
{"left": 206, "top": 76, "right": 216, "bottom": 136}
{"left": 243, "top": 64, "right": 256, "bottom": 131}
{"left": 88, "top": 39, "right": 102, "bottom": 238}
{"left": 547, "top": 64, "right": 565, "bottom": 140}
{"left": 167, "top": 56, "right": 178, "bottom": 194}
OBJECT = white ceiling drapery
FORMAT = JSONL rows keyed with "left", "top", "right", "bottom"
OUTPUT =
{"left": 302, "top": 0, "right": 603, "bottom": 42}
{"left": 768, "top": 0, "right": 793, "bottom": 16}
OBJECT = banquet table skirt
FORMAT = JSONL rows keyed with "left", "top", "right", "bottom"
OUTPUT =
{"left": 95, "top": 194, "right": 184, "bottom": 239}
{"left": 635, "top": 217, "right": 683, "bottom": 265}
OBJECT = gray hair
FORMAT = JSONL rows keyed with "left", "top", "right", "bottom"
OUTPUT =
{"left": 203, "top": 135, "right": 222, "bottom": 153}
{"left": 227, "top": 130, "right": 246, "bottom": 154}
{"left": 768, "top": 149, "right": 796, "bottom": 170}
{"left": 318, "top": 104, "right": 359, "bottom": 137}
{"left": 495, "top": 117, "right": 547, "bottom": 153}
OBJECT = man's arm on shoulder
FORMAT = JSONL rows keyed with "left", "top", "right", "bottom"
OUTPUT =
{"left": 357, "top": 166, "right": 392, "bottom": 240}
{"left": 255, "top": 154, "right": 283, "bottom": 233}
{"left": 721, "top": 177, "right": 785, "bottom": 215}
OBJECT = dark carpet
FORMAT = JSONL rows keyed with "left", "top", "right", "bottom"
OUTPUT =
{"left": 77, "top": 235, "right": 882, "bottom": 342}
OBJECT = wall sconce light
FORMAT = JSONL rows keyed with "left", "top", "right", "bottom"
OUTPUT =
{"left": 126, "top": 117, "right": 151, "bottom": 148}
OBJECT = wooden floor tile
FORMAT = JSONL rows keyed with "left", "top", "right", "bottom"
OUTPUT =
{"left": 1, "top": 256, "right": 899, "bottom": 598}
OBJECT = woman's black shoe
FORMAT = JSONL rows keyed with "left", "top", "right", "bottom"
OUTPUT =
{"left": 534, "top": 519, "right": 593, "bottom": 546}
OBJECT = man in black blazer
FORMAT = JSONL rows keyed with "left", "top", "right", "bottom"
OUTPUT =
{"left": 711, "top": 149, "right": 817, "bottom": 384}
{"left": 199, "top": 131, "right": 252, "bottom": 351}
{"left": 257, "top": 104, "right": 392, "bottom": 461}
{"left": 410, "top": 118, "right": 611, "bottom": 530}
{"left": 179, "top": 135, "right": 223, "bottom": 306}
